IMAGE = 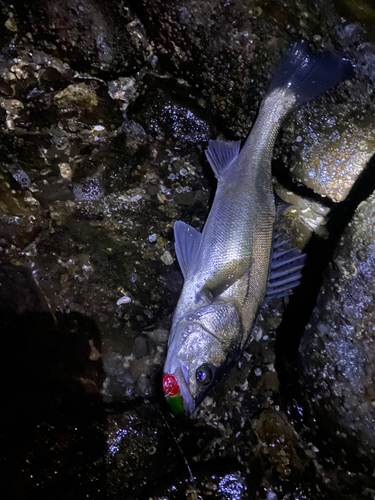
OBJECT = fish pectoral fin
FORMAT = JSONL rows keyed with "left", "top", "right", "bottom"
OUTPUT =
{"left": 265, "top": 234, "right": 306, "bottom": 300}
{"left": 205, "top": 139, "right": 241, "bottom": 179}
{"left": 174, "top": 221, "right": 202, "bottom": 279}
{"left": 200, "top": 259, "right": 251, "bottom": 300}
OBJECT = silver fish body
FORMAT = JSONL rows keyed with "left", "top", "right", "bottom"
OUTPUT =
{"left": 163, "top": 42, "right": 352, "bottom": 415}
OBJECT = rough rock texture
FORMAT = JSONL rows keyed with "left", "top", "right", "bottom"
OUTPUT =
{"left": 142, "top": 0, "right": 308, "bottom": 137}
{"left": 5, "top": 0, "right": 149, "bottom": 74}
{"left": 281, "top": 100, "right": 375, "bottom": 203}
{"left": 0, "top": 165, "right": 46, "bottom": 259}
{"left": 299, "top": 193, "right": 375, "bottom": 464}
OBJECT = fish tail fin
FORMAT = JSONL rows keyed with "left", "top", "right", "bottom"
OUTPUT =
{"left": 268, "top": 40, "right": 353, "bottom": 105}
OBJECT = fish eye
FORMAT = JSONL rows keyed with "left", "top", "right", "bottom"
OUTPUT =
{"left": 195, "top": 364, "right": 213, "bottom": 385}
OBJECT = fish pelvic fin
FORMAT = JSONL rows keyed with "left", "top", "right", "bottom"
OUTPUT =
{"left": 265, "top": 233, "right": 306, "bottom": 300}
{"left": 174, "top": 221, "right": 202, "bottom": 279}
{"left": 205, "top": 139, "right": 241, "bottom": 179}
{"left": 268, "top": 40, "right": 353, "bottom": 105}
{"left": 274, "top": 192, "right": 291, "bottom": 217}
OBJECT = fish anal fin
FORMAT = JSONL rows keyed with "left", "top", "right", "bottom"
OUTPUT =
{"left": 205, "top": 139, "right": 241, "bottom": 179}
{"left": 174, "top": 221, "right": 202, "bottom": 279}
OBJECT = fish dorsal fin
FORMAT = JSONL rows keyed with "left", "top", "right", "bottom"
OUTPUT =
{"left": 174, "top": 221, "right": 202, "bottom": 279}
{"left": 265, "top": 234, "right": 306, "bottom": 300}
{"left": 205, "top": 139, "right": 241, "bottom": 179}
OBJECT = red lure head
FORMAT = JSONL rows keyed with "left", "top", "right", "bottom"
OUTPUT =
{"left": 163, "top": 374, "right": 179, "bottom": 397}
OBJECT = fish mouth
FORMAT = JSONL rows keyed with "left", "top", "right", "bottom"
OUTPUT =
{"left": 173, "top": 365, "right": 195, "bottom": 415}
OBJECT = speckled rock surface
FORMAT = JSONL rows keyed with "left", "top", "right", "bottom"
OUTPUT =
{"left": 0, "top": 165, "right": 46, "bottom": 259}
{"left": 280, "top": 99, "right": 375, "bottom": 203}
{"left": 4, "top": 0, "right": 149, "bottom": 74}
{"left": 299, "top": 193, "right": 375, "bottom": 462}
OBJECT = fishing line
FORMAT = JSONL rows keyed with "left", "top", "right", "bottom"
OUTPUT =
{"left": 157, "top": 405, "right": 195, "bottom": 482}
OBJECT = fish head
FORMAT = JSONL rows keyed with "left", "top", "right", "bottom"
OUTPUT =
{"left": 163, "top": 299, "right": 243, "bottom": 416}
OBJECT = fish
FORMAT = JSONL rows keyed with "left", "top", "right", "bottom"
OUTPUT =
{"left": 163, "top": 41, "right": 352, "bottom": 416}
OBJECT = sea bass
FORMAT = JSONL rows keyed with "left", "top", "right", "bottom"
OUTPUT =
{"left": 163, "top": 41, "right": 352, "bottom": 416}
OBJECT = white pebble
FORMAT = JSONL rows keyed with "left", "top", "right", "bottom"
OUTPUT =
{"left": 267, "top": 491, "right": 277, "bottom": 500}
{"left": 58, "top": 162, "right": 72, "bottom": 180}
{"left": 130, "top": 194, "right": 142, "bottom": 202}
{"left": 160, "top": 251, "right": 174, "bottom": 265}
{"left": 116, "top": 296, "right": 132, "bottom": 305}
{"left": 253, "top": 325, "right": 263, "bottom": 342}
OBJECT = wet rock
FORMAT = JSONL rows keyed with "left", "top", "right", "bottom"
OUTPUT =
{"left": 106, "top": 408, "right": 179, "bottom": 498}
{"left": 0, "top": 165, "right": 46, "bottom": 259}
{"left": 108, "top": 76, "right": 139, "bottom": 112}
{"left": 73, "top": 176, "right": 104, "bottom": 201}
{"left": 129, "top": 81, "right": 212, "bottom": 149}
{"left": 142, "top": 0, "right": 289, "bottom": 137}
{"left": 40, "top": 66, "right": 64, "bottom": 84}
{"left": 26, "top": 177, "right": 190, "bottom": 403}
{"left": 336, "top": 0, "right": 375, "bottom": 25}
{"left": 0, "top": 263, "right": 49, "bottom": 313}
{"left": 142, "top": 0, "right": 364, "bottom": 141}
{"left": 255, "top": 410, "right": 305, "bottom": 478}
{"left": 133, "top": 335, "right": 148, "bottom": 359}
{"left": 1, "top": 97, "right": 24, "bottom": 119}
{"left": 54, "top": 83, "right": 99, "bottom": 112}
{"left": 215, "top": 473, "right": 248, "bottom": 499}
{"left": 102, "top": 349, "right": 126, "bottom": 377}
{"left": 146, "top": 327, "right": 169, "bottom": 345}
{"left": 286, "top": 115, "right": 375, "bottom": 202}
{"left": 0, "top": 133, "right": 74, "bottom": 205}
{"left": 181, "top": 472, "right": 249, "bottom": 500}
{"left": 10, "top": 0, "right": 149, "bottom": 74}
{"left": 0, "top": 48, "right": 123, "bottom": 205}
{"left": 54, "top": 80, "right": 123, "bottom": 131}
{"left": 1, "top": 97, "right": 26, "bottom": 130}
{"left": 0, "top": 79, "right": 13, "bottom": 96}
{"left": 299, "top": 192, "right": 375, "bottom": 465}
{"left": 140, "top": 0, "right": 375, "bottom": 225}
{"left": 130, "top": 354, "right": 154, "bottom": 380}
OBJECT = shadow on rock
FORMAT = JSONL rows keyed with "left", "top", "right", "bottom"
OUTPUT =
{"left": 1, "top": 306, "right": 106, "bottom": 500}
